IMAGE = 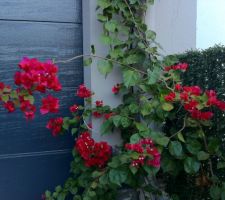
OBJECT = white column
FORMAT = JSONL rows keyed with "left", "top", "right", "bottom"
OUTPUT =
{"left": 146, "top": 0, "right": 197, "bottom": 54}
{"left": 83, "top": 0, "right": 122, "bottom": 145}
{"left": 82, "top": 0, "right": 197, "bottom": 145}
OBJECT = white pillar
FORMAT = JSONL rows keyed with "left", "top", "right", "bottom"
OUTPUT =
{"left": 82, "top": 0, "right": 197, "bottom": 145}
{"left": 83, "top": 0, "right": 122, "bottom": 145}
{"left": 146, "top": 0, "right": 197, "bottom": 54}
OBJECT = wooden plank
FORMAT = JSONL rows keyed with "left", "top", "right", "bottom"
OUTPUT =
{"left": 0, "top": 152, "right": 72, "bottom": 199}
{"left": 0, "top": 0, "right": 81, "bottom": 23}
{"left": 0, "top": 21, "right": 83, "bottom": 154}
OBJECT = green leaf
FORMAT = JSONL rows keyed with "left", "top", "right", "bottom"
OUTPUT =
{"left": 161, "top": 155, "right": 177, "bottom": 174}
{"left": 169, "top": 141, "right": 183, "bottom": 157}
{"left": 99, "top": 174, "right": 109, "bottom": 185}
{"left": 57, "top": 193, "right": 66, "bottom": 200}
{"left": 109, "top": 169, "right": 128, "bottom": 186}
{"left": 148, "top": 0, "right": 155, "bottom": 5}
{"left": 140, "top": 101, "right": 152, "bottom": 116}
{"left": 135, "top": 122, "right": 148, "bottom": 132}
{"left": 184, "top": 157, "right": 200, "bottom": 174}
{"left": 123, "top": 70, "right": 140, "bottom": 87}
{"left": 71, "top": 128, "right": 78, "bottom": 135}
{"left": 105, "top": 20, "right": 118, "bottom": 32}
{"left": 45, "top": 190, "right": 51, "bottom": 198}
{"left": 120, "top": 117, "right": 131, "bottom": 128}
{"left": 100, "top": 120, "right": 113, "bottom": 135}
{"left": 97, "top": 60, "right": 113, "bottom": 76}
{"left": 197, "top": 151, "right": 210, "bottom": 161}
{"left": 124, "top": 54, "right": 144, "bottom": 65}
{"left": 217, "top": 162, "right": 225, "bottom": 169}
{"left": 210, "top": 185, "right": 221, "bottom": 200}
{"left": 97, "top": 0, "right": 111, "bottom": 9}
{"left": 112, "top": 115, "right": 122, "bottom": 127}
{"left": 163, "top": 55, "right": 179, "bottom": 66}
{"left": 155, "top": 136, "right": 170, "bottom": 147}
{"left": 177, "top": 132, "right": 185, "bottom": 143}
{"left": 1, "top": 95, "right": 9, "bottom": 102}
{"left": 10, "top": 90, "right": 18, "bottom": 99}
{"left": 84, "top": 58, "right": 92, "bottom": 66}
{"left": 129, "top": 103, "right": 139, "bottom": 113}
{"left": 129, "top": 166, "right": 138, "bottom": 175}
{"left": 208, "top": 138, "right": 220, "bottom": 154}
{"left": 162, "top": 103, "right": 174, "bottom": 111}
{"left": 221, "top": 190, "right": 225, "bottom": 200}
{"left": 147, "top": 67, "right": 161, "bottom": 85}
{"left": 91, "top": 45, "right": 95, "bottom": 54}
{"left": 146, "top": 30, "right": 156, "bottom": 40}
{"left": 24, "top": 95, "right": 35, "bottom": 104}
{"left": 186, "top": 140, "right": 202, "bottom": 155}
{"left": 129, "top": 0, "right": 138, "bottom": 4}
{"left": 100, "top": 34, "right": 113, "bottom": 45}
{"left": 130, "top": 133, "right": 141, "bottom": 143}
{"left": 63, "top": 117, "right": 70, "bottom": 130}
{"left": 110, "top": 48, "right": 124, "bottom": 59}
{"left": 97, "top": 14, "right": 108, "bottom": 22}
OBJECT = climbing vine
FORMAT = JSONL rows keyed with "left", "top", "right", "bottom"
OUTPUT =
{"left": 0, "top": 0, "right": 225, "bottom": 199}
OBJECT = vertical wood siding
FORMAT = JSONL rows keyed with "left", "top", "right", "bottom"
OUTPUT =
{"left": 0, "top": 1, "right": 82, "bottom": 199}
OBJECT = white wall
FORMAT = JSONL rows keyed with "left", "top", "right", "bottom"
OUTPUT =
{"left": 146, "top": 0, "right": 197, "bottom": 55}
{"left": 83, "top": 0, "right": 122, "bottom": 145}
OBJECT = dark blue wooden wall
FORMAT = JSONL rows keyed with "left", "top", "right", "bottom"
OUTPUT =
{"left": 0, "top": 1, "right": 83, "bottom": 199}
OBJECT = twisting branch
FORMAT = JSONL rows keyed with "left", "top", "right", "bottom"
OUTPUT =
{"left": 123, "top": 0, "right": 149, "bottom": 47}
{"left": 202, "top": 132, "right": 215, "bottom": 177}
{"left": 54, "top": 54, "right": 147, "bottom": 75}
{"left": 169, "top": 116, "right": 186, "bottom": 139}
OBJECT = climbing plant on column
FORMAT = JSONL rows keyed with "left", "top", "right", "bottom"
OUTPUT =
{"left": 0, "top": 0, "right": 225, "bottom": 199}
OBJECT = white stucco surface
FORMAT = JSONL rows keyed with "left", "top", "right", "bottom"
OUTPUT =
{"left": 83, "top": 0, "right": 122, "bottom": 145}
{"left": 146, "top": 0, "right": 197, "bottom": 55}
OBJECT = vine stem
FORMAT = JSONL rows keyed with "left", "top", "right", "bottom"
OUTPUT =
{"left": 169, "top": 116, "right": 186, "bottom": 139}
{"left": 123, "top": 0, "right": 149, "bottom": 48}
{"left": 82, "top": 117, "right": 100, "bottom": 135}
{"left": 54, "top": 54, "right": 147, "bottom": 75}
{"left": 202, "top": 132, "right": 215, "bottom": 177}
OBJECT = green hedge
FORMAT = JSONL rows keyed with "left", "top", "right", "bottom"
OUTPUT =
{"left": 178, "top": 45, "right": 225, "bottom": 151}
{"left": 164, "top": 45, "right": 225, "bottom": 199}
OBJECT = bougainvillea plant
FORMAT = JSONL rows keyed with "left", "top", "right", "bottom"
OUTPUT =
{"left": 1, "top": 0, "right": 225, "bottom": 200}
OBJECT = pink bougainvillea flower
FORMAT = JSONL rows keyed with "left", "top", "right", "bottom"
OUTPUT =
{"left": 180, "top": 92, "right": 189, "bottom": 102}
{"left": 75, "top": 132, "right": 112, "bottom": 168}
{"left": 216, "top": 100, "right": 225, "bottom": 111}
{"left": 0, "top": 82, "right": 5, "bottom": 90}
{"left": 20, "top": 100, "right": 36, "bottom": 120}
{"left": 70, "top": 104, "right": 79, "bottom": 113}
{"left": 15, "top": 57, "right": 62, "bottom": 93}
{"left": 104, "top": 112, "right": 114, "bottom": 120}
{"left": 112, "top": 84, "right": 120, "bottom": 94}
{"left": 183, "top": 86, "right": 202, "bottom": 96}
{"left": 93, "top": 111, "right": 102, "bottom": 118}
{"left": 40, "top": 95, "right": 59, "bottom": 115}
{"left": 164, "top": 63, "right": 188, "bottom": 72}
{"left": 76, "top": 84, "right": 92, "bottom": 98}
{"left": 164, "top": 92, "right": 176, "bottom": 102}
{"left": 95, "top": 100, "right": 103, "bottom": 107}
{"left": 46, "top": 117, "right": 64, "bottom": 136}
{"left": 125, "top": 138, "right": 161, "bottom": 168}
{"left": 190, "top": 109, "right": 214, "bottom": 121}
{"left": 4, "top": 101, "right": 15, "bottom": 113}
{"left": 175, "top": 84, "right": 182, "bottom": 91}
{"left": 184, "top": 100, "right": 199, "bottom": 111}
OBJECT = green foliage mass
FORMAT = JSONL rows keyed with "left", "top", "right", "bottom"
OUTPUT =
{"left": 44, "top": 1, "right": 225, "bottom": 200}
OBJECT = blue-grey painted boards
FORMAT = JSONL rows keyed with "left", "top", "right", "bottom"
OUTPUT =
{"left": 0, "top": 1, "right": 83, "bottom": 199}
